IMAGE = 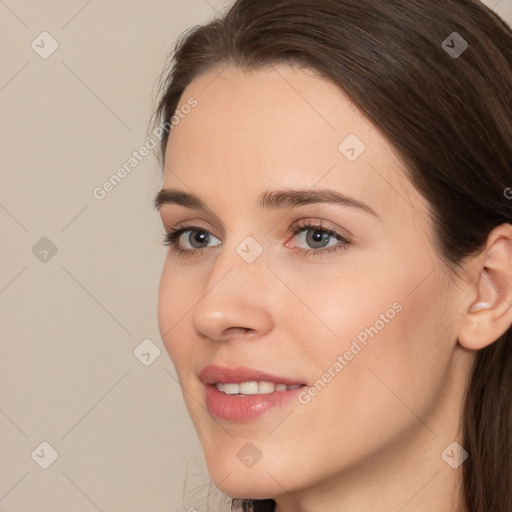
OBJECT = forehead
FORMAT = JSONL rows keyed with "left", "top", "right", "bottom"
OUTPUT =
{"left": 163, "top": 64, "right": 427, "bottom": 221}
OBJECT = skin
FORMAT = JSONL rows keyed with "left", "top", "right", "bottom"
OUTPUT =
{"left": 156, "top": 64, "right": 512, "bottom": 512}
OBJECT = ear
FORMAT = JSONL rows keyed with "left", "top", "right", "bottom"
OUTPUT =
{"left": 458, "top": 223, "right": 512, "bottom": 350}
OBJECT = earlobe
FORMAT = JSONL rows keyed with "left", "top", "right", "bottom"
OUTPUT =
{"left": 458, "top": 225, "right": 512, "bottom": 351}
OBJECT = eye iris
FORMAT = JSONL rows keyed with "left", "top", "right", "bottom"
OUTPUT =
{"left": 189, "top": 230, "right": 209, "bottom": 248}
{"left": 306, "top": 229, "right": 330, "bottom": 248}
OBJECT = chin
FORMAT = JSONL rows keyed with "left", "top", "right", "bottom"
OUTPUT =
{"left": 202, "top": 452, "right": 287, "bottom": 500}
{"left": 213, "top": 475, "right": 277, "bottom": 501}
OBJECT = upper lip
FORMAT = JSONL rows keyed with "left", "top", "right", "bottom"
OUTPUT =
{"left": 199, "top": 365, "right": 306, "bottom": 386}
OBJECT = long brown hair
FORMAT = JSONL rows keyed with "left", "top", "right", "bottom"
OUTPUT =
{"left": 152, "top": 1, "right": 512, "bottom": 510}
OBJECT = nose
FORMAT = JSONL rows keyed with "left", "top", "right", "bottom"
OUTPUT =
{"left": 191, "top": 242, "right": 274, "bottom": 343}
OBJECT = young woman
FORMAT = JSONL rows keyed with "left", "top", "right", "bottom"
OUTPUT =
{"left": 151, "top": 1, "right": 512, "bottom": 510}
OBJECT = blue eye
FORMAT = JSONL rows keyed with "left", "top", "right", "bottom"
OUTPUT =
{"left": 163, "top": 227, "right": 221, "bottom": 254}
{"left": 293, "top": 227, "right": 339, "bottom": 249}
{"left": 162, "top": 220, "right": 350, "bottom": 259}
{"left": 287, "top": 221, "right": 350, "bottom": 256}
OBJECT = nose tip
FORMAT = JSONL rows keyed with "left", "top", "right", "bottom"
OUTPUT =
{"left": 193, "top": 297, "right": 273, "bottom": 343}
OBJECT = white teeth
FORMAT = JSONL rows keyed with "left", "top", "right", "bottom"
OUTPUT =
{"left": 257, "top": 381, "right": 276, "bottom": 394}
{"left": 239, "top": 381, "right": 259, "bottom": 395}
{"left": 215, "top": 381, "right": 302, "bottom": 395}
{"left": 222, "top": 383, "right": 240, "bottom": 395}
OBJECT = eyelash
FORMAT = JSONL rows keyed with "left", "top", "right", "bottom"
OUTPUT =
{"left": 162, "top": 220, "right": 351, "bottom": 260}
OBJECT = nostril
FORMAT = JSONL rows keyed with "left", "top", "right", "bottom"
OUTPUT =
{"left": 224, "top": 326, "right": 255, "bottom": 338}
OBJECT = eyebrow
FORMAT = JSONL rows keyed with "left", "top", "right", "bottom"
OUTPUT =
{"left": 153, "top": 187, "right": 381, "bottom": 220}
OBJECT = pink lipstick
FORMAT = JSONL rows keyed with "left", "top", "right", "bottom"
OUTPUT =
{"left": 199, "top": 365, "right": 307, "bottom": 422}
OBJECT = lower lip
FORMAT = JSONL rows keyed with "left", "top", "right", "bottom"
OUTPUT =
{"left": 205, "top": 384, "right": 305, "bottom": 422}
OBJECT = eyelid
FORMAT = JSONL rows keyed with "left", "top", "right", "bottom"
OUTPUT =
{"left": 287, "top": 218, "right": 351, "bottom": 240}
{"left": 170, "top": 218, "right": 216, "bottom": 232}
{"left": 165, "top": 219, "right": 222, "bottom": 239}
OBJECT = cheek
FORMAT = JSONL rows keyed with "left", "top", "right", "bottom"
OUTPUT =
{"left": 157, "top": 264, "right": 195, "bottom": 368}
{"left": 287, "top": 251, "right": 452, "bottom": 422}
{"left": 295, "top": 272, "right": 452, "bottom": 448}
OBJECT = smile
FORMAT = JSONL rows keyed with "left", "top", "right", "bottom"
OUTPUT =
{"left": 215, "top": 381, "right": 303, "bottom": 395}
{"left": 199, "top": 365, "right": 308, "bottom": 421}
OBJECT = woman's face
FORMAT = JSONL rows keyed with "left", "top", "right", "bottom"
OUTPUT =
{"left": 156, "top": 65, "right": 472, "bottom": 503}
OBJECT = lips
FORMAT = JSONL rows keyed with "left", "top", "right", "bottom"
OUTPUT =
{"left": 199, "top": 364, "right": 307, "bottom": 422}
{"left": 199, "top": 364, "right": 306, "bottom": 387}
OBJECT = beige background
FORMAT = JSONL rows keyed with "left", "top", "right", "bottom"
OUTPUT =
{"left": 1, "top": 1, "right": 511, "bottom": 511}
